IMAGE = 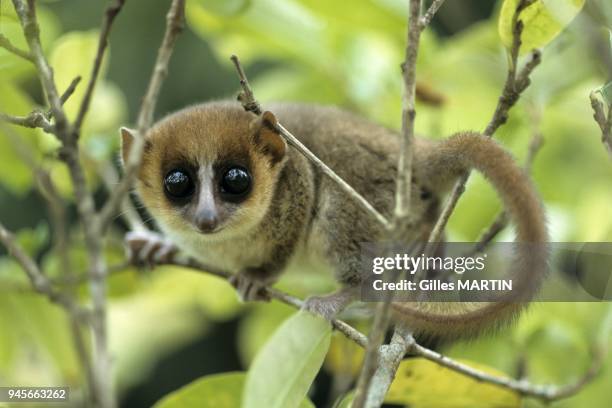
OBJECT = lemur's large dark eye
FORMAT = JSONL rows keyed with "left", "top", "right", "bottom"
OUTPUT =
{"left": 164, "top": 169, "right": 194, "bottom": 200}
{"left": 220, "top": 166, "right": 251, "bottom": 198}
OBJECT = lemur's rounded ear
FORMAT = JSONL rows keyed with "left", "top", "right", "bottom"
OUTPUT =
{"left": 120, "top": 127, "right": 136, "bottom": 165}
{"left": 253, "top": 111, "right": 287, "bottom": 164}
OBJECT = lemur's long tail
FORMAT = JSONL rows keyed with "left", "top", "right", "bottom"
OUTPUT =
{"left": 392, "top": 132, "right": 548, "bottom": 338}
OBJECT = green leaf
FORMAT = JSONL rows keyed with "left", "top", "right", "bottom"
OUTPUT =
{"left": 386, "top": 358, "right": 521, "bottom": 408}
{"left": 153, "top": 372, "right": 244, "bottom": 408}
{"left": 153, "top": 372, "right": 315, "bottom": 408}
{"left": 243, "top": 311, "right": 332, "bottom": 408}
{"left": 498, "top": 0, "right": 585, "bottom": 54}
{"left": 237, "top": 302, "right": 294, "bottom": 365}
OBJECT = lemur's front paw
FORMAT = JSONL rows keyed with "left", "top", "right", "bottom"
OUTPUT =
{"left": 229, "top": 270, "right": 271, "bottom": 302}
{"left": 125, "top": 230, "right": 178, "bottom": 267}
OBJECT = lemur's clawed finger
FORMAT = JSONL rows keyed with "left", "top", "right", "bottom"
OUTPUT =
{"left": 125, "top": 230, "right": 179, "bottom": 267}
{"left": 229, "top": 272, "right": 271, "bottom": 302}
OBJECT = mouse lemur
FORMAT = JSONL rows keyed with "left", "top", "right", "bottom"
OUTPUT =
{"left": 122, "top": 101, "right": 547, "bottom": 339}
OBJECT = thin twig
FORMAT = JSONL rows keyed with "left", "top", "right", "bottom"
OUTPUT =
{"left": 352, "top": 297, "right": 395, "bottom": 408}
{"left": 426, "top": 0, "right": 542, "bottom": 246}
{"left": 159, "top": 253, "right": 602, "bottom": 402}
{"left": 73, "top": 0, "right": 126, "bottom": 135}
{"left": 83, "top": 150, "right": 146, "bottom": 231}
{"left": 12, "top": 0, "right": 69, "bottom": 137}
{"left": 0, "top": 109, "right": 54, "bottom": 132}
{"left": 97, "top": 0, "right": 186, "bottom": 232}
{"left": 169, "top": 257, "right": 369, "bottom": 347}
{"left": 56, "top": 76, "right": 83, "bottom": 108}
{"left": 0, "top": 76, "right": 81, "bottom": 133}
{"left": 470, "top": 211, "right": 510, "bottom": 255}
{"left": 230, "top": 54, "right": 391, "bottom": 229}
{"left": 409, "top": 340, "right": 605, "bottom": 402}
{"left": 0, "top": 222, "right": 88, "bottom": 319}
{"left": 12, "top": 0, "right": 97, "bottom": 242}
{"left": 394, "top": 0, "right": 421, "bottom": 219}
{"left": 468, "top": 129, "right": 544, "bottom": 254}
{"left": 12, "top": 2, "right": 108, "bottom": 404}
{"left": 0, "top": 32, "right": 34, "bottom": 62}
{"left": 230, "top": 55, "right": 262, "bottom": 115}
{"left": 419, "top": 0, "right": 446, "bottom": 30}
{"left": 355, "top": 0, "right": 431, "bottom": 405}
{"left": 0, "top": 121, "right": 96, "bottom": 404}
{"left": 589, "top": 91, "right": 612, "bottom": 158}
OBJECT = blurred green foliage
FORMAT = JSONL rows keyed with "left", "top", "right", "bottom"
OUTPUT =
{"left": 1, "top": 0, "right": 612, "bottom": 407}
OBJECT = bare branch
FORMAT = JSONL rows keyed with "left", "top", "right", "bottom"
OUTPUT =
{"left": 12, "top": 0, "right": 69, "bottom": 137}
{"left": 589, "top": 91, "right": 612, "bottom": 158}
{"left": 409, "top": 340, "right": 605, "bottom": 402}
{"left": 364, "top": 325, "right": 414, "bottom": 407}
{"left": 484, "top": 50, "right": 541, "bottom": 137}
{"left": 353, "top": 1, "right": 430, "bottom": 405}
{"left": 0, "top": 222, "right": 87, "bottom": 319}
{"left": 166, "top": 256, "right": 369, "bottom": 347}
{"left": 0, "top": 76, "right": 81, "bottom": 133}
{"left": 419, "top": 0, "right": 446, "bottom": 30}
{"left": 230, "top": 54, "right": 391, "bottom": 229}
{"left": 468, "top": 129, "right": 544, "bottom": 254}
{"left": 394, "top": 0, "right": 422, "bottom": 219}
{"left": 470, "top": 211, "right": 510, "bottom": 255}
{"left": 12, "top": 0, "right": 97, "bottom": 235}
{"left": 351, "top": 298, "right": 394, "bottom": 407}
{"left": 426, "top": 0, "right": 541, "bottom": 245}
{"left": 230, "top": 55, "right": 262, "bottom": 115}
{"left": 155, "top": 253, "right": 603, "bottom": 403}
{"left": 57, "top": 76, "right": 83, "bottom": 107}
{"left": 73, "top": 0, "right": 127, "bottom": 135}
{"left": 98, "top": 0, "right": 186, "bottom": 232}
{"left": 0, "top": 32, "right": 34, "bottom": 62}
{"left": 0, "top": 109, "right": 54, "bottom": 132}
{"left": 95, "top": 159, "right": 147, "bottom": 231}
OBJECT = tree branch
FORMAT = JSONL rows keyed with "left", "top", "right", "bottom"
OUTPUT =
{"left": 0, "top": 109, "right": 54, "bottom": 132}
{"left": 0, "top": 76, "right": 81, "bottom": 133}
{"left": 354, "top": 1, "right": 427, "bottom": 405}
{"left": 393, "top": 0, "right": 422, "bottom": 219}
{"left": 230, "top": 54, "right": 391, "bottom": 229}
{"left": 97, "top": 0, "right": 185, "bottom": 232}
{"left": 168, "top": 256, "right": 369, "bottom": 348}
{"left": 12, "top": 0, "right": 69, "bottom": 137}
{"left": 419, "top": 0, "right": 446, "bottom": 30}
{"left": 73, "top": 0, "right": 127, "bottom": 135}
{"left": 93, "top": 157, "right": 147, "bottom": 232}
{"left": 426, "top": 0, "right": 542, "bottom": 246}
{"left": 364, "top": 325, "right": 414, "bottom": 407}
{"left": 468, "top": 128, "right": 544, "bottom": 255}
{"left": 0, "top": 32, "right": 34, "bottom": 62}
{"left": 408, "top": 340, "right": 605, "bottom": 402}
{"left": 589, "top": 91, "right": 612, "bottom": 158}
{"left": 0, "top": 222, "right": 88, "bottom": 320}
{"left": 156, "top": 253, "right": 603, "bottom": 403}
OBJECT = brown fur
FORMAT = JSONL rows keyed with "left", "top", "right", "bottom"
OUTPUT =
{"left": 122, "top": 101, "right": 547, "bottom": 338}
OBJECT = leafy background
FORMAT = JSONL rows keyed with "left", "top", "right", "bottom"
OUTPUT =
{"left": 1, "top": 0, "right": 612, "bottom": 407}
